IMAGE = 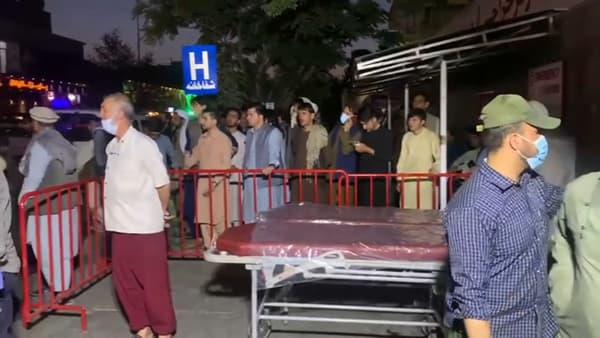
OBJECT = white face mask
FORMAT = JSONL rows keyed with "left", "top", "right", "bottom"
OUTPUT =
{"left": 340, "top": 113, "right": 350, "bottom": 124}
{"left": 101, "top": 118, "right": 118, "bottom": 135}
{"left": 516, "top": 134, "right": 549, "bottom": 170}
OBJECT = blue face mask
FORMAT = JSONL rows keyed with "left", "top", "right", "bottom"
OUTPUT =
{"left": 340, "top": 113, "right": 350, "bottom": 124}
{"left": 101, "top": 118, "right": 118, "bottom": 135}
{"left": 518, "top": 135, "right": 548, "bottom": 169}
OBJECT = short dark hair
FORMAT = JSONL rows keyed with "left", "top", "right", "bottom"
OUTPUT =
{"left": 191, "top": 96, "right": 204, "bottom": 106}
{"left": 483, "top": 122, "right": 523, "bottom": 152}
{"left": 343, "top": 102, "right": 357, "bottom": 113}
{"left": 414, "top": 92, "right": 430, "bottom": 102}
{"left": 297, "top": 102, "right": 315, "bottom": 114}
{"left": 243, "top": 102, "right": 266, "bottom": 117}
{"left": 358, "top": 105, "right": 384, "bottom": 123}
{"left": 202, "top": 110, "right": 219, "bottom": 121}
{"left": 225, "top": 107, "right": 241, "bottom": 119}
{"left": 407, "top": 109, "right": 427, "bottom": 121}
{"left": 293, "top": 98, "right": 305, "bottom": 106}
{"left": 191, "top": 96, "right": 218, "bottom": 112}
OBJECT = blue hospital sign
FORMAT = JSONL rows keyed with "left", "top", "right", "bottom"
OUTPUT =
{"left": 182, "top": 44, "right": 218, "bottom": 95}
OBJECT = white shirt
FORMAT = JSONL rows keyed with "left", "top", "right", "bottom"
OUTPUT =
{"left": 231, "top": 130, "right": 246, "bottom": 167}
{"left": 104, "top": 127, "right": 169, "bottom": 234}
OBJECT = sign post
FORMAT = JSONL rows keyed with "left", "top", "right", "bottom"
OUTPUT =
{"left": 182, "top": 44, "right": 219, "bottom": 96}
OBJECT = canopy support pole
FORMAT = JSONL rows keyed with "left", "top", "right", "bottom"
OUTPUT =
{"left": 439, "top": 59, "right": 448, "bottom": 209}
{"left": 387, "top": 95, "right": 392, "bottom": 131}
{"left": 387, "top": 94, "right": 393, "bottom": 173}
{"left": 404, "top": 84, "right": 410, "bottom": 123}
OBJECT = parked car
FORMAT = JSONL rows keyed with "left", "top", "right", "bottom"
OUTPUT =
{"left": 54, "top": 109, "right": 146, "bottom": 142}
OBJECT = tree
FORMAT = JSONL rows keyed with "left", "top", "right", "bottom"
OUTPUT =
{"left": 134, "top": 0, "right": 397, "bottom": 109}
{"left": 92, "top": 29, "right": 154, "bottom": 69}
{"left": 262, "top": 0, "right": 299, "bottom": 17}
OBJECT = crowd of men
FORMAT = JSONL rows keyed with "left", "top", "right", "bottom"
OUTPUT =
{"left": 0, "top": 90, "right": 595, "bottom": 337}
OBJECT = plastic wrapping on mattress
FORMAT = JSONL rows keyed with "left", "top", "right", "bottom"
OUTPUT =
{"left": 256, "top": 202, "right": 443, "bottom": 227}
{"left": 216, "top": 203, "right": 448, "bottom": 289}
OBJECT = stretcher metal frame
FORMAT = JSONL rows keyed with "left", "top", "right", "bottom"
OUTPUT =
{"left": 205, "top": 249, "right": 447, "bottom": 338}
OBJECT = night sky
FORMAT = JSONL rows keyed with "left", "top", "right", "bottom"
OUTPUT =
{"left": 45, "top": 0, "right": 390, "bottom": 64}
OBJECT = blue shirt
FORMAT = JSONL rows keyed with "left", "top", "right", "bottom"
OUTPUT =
{"left": 153, "top": 134, "right": 179, "bottom": 169}
{"left": 444, "top": 161, "right": 563, "bottom": 337}
{"left": 476, "top": 147, "right": 488, "bottom": 165}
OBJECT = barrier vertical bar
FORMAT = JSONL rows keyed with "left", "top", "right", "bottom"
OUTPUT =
{"left": 439, "top": 59, "right": 449, "bottom": 209}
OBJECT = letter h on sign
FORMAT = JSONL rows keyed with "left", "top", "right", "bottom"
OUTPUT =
{"left": 182, "top": 44, "right": 219, "bottom": 96}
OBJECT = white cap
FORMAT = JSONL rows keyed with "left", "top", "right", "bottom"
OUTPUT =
{"left": 29, "top": 107, "right": 59, "bottom": 124}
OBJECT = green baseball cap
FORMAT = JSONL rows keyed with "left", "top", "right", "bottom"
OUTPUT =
{"left": 481, "top": 94, "right": 561, "bottom": 130}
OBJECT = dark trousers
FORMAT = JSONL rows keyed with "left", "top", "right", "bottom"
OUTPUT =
{"left": 105, "top": 231, "right": 112, "bottom": 260}
{"left": 358, "top": 178, "right": 392, "bottom": 207}
{"left": 183, "top": 176, "right": 197, "bottom": 237}
{"left": 112, "top": 232, "right": 176, "bottom": 335}
{"left": 0, "top": 273, "right": 20, "bottom": 338}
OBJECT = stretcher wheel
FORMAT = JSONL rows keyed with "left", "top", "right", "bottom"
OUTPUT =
{"left": 247, "top": 320, "right": 272, "bottom": 338}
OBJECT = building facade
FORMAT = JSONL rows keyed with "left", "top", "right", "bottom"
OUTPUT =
{"left": 0, "top": 0, "right": 85, "bottom": 77}
{"left": 0, "top": 0, "right": 89, "bottom": 113}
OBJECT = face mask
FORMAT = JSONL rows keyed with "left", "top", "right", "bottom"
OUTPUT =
{"left": 101, "top": 118, "right": 118, "bottom": 135}
{"left": 517, "top": 134, "right": 548, "bottom": 169}
{"left": 340, "top": 113, "right": 350, "bottom": 124}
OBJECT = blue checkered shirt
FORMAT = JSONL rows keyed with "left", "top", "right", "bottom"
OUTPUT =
{"left": 444, "top": 161, "right": 563, "bottom": 338}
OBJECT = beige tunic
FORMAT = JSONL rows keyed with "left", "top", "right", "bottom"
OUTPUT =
{"left": 396, "top": 127, "right": 440, "bottom": 209}
{"left": 184, "top": 129, "right": 232, "bottom": 228}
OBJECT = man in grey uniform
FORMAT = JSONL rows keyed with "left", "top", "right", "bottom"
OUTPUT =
{"left": 19, "top": 107, "right": 80, "bottom": 294}
{"left": 0, "top": 155, "right": 20, "bottom": 338}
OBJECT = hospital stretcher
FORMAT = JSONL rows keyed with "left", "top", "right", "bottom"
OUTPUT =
{"left": 204, "top": 203, "right": 448, "bottom": 338}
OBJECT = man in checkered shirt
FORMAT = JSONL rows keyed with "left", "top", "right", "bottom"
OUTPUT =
{"left": 444, "top": 95, "right": 564, "bottom": 338}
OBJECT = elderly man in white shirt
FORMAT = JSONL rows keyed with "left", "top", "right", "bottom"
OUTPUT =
{"left": 101, "top": 93, "right": 176, "bottom": 338}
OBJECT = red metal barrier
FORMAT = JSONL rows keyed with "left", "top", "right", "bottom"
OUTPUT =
{"left": 343, "top": 172, "right": 471, "bottom": 208}
{"left": 167, "top": 169, "right": 348, "bottom": 258}
{"left": 18, "top": 178, "right": 110, "bottom": 331}
{"left": 16, "top": 169, "right": 469, "bottom": 332}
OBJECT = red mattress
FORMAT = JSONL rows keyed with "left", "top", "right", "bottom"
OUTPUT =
{"left": 216, "top": 204, "right": 448, "bottom": 261}
{"left": 257, "top": 202, "right": 442, "bottom": 226}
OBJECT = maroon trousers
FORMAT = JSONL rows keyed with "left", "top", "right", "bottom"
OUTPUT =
{"left": 112, "top": 232, "right": 176, "bottom": 335}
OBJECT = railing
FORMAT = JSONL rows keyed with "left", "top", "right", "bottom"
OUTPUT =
{"left": 167, "top": 169, "right": 349, "bottom": 258}
{"left": 17, "top": 169, "right": 470, "bottom": 331}
{"left": 19, "top": 178, "right": 109, "bottom": 331}
{"left": 166, "top": 169, "right": 470, "bottom": 258}
{"left": 343, "top": 172, "right": 470, "bottom": 208}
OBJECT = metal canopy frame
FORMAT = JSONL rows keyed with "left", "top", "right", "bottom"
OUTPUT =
{"left": 351, "top": 11, "right": 562, "bottom": 208}
{"left": 354, "top": 11, "right": 561, "bottom": 89}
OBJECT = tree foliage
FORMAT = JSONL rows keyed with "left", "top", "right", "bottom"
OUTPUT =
{"left": 134, "top": 0, "right": 396, "bottom": 109}
{"left": 262, "top": 0, "right": 299, "bottom": 17}
{"left": 92, "top": 29, "right": 154, "bottom": 69}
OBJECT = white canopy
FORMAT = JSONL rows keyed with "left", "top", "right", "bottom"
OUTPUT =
{"left": 352, "top": 11, "right": 562, "bottom": 208}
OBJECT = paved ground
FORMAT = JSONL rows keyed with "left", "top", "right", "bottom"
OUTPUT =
{"left": 16, "top": 260, "right": 437, "bottom": 338}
